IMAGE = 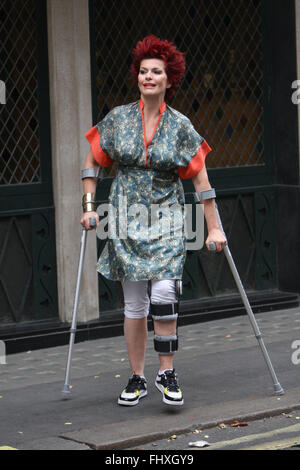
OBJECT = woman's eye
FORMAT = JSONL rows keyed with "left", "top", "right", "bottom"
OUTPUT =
{"left": 139, "top": 70, "right": 162, "bottom": 75}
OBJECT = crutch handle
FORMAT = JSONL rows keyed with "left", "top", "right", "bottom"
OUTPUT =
{"left": 89, "top": 217, "right": 96, "bottom": 228}
{"left": 208, "top": 242, "right": 217, "bottom": 251}
{"left": 208, "top": 241, "right": 228, "bottom": 251}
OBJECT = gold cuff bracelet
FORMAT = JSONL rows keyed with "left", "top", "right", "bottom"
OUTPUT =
{"left": 82, "top": 193, "right": 96, "bottom": 212}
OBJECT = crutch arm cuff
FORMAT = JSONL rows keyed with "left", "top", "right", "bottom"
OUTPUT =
{"left": 81, "top": 167, "right": 103, "bottom": 180}
{"left": 194, "top": 188, "right": 216, "bottom": 203}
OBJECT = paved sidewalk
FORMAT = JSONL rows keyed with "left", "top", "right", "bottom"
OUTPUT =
{"left": 1, "top": 306, "right": 300, "bottom": 449}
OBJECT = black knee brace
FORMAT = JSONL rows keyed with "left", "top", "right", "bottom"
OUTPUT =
{"left": 148, "top": 280, "right": 182, "bottom": 355}
{"left": 153, "top": 334, "right": 178, "bottom": 355}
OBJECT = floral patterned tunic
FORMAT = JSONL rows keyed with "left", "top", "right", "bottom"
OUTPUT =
{"left": 85, "top": 99, "right": 211, "bottom": 281}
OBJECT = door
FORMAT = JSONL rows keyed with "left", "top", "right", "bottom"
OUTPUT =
{"left": 0, "top": 0, "right": 58, "bottom": 326}
{"left": 88, "top": 0, "right": 276, "bottom": 314}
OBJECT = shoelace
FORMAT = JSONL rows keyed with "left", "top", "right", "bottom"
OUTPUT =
{"left": 163, "top": 370, "right": 179, "bottom": 392}
{"left": 125, "top": 375, "right": 144, "bottom": 393}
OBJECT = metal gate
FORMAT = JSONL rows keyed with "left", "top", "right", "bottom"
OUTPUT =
{"left": 0, "top": 0, "right": 58, "bottom": 325}
{"left": 89, "top": 0, "right": 276, "bottom": 313}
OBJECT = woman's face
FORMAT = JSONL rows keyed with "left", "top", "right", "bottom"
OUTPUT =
{"left": 138, "top": 58, "right": 171, "bottom": 101}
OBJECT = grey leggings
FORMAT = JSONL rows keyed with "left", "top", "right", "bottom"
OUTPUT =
{"left": 121, "top": 280, "right": 177, "bottom": 319}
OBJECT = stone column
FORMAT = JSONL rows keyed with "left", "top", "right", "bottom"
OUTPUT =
{"left": 47, "top": 0, "right": 99, "bottom": 322}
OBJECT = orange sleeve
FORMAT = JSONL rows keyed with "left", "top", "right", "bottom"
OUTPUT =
{"left": 85, "top": 126, "right": 114, "bottom": 167}
{"left": 178, "top": 140, "right": 212, "bottom": 180}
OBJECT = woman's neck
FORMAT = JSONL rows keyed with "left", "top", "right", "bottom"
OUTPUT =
{"left": 141, "top": 95, "right": 165, "bottom": 119}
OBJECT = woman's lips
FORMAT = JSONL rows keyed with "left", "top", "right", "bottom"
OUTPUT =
{"left": 143, "top": 83, "right": 156, "bottom": 88}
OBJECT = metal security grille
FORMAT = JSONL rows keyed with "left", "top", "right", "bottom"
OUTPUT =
{"left": 0, "top": 0, "right": 58, "bottom": 326}
{"left": 0, "top": 0, "right": 41, "bottom": 185}
{"left": 91, "top": 0, "right": 264, "bottom": 172}
{"left": 0, "top": 211, "right": 58, "bottom": 324}
{"left": 184, "top": 193, "right": 256, "bottom": 299}
{"left": 0, "top": 216, "right": 33, "bottom": 323}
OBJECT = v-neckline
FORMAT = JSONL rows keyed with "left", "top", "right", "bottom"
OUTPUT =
{"left": 139, "top": 99, "right": 166, "bottom": 167}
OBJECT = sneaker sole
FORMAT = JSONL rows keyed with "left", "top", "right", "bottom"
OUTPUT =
{"left": 155, "top": 381, "right": 184, "bottom": 406}
{"left": 118, "top": 390, "right": 147, "bottom": 406}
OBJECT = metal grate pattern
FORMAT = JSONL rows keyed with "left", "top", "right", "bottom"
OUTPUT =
{"left": 0, "top": 0, "right": 41, "bottom": 185}
{"left": 0, "top": 216, "right": 34, "bottom": 323}
{"left": 91, "top": 0, "right": 264, "bottom": 174}
{"left": 184, "top": 194, "right": 256, "bottom": 298}
{"left": 0, "top": 212, "right": 58, "bottom": 324}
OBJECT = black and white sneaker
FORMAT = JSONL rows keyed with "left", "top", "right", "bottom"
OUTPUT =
{"left": 118, "top": 375, "right": 148, "bottom": 406}
{"left": 155, "top": 369, "right": 184, "bottom": 406}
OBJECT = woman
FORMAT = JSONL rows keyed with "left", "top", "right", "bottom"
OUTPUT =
{"left": 81, "top": 35, "right": 226, "bottom": 407}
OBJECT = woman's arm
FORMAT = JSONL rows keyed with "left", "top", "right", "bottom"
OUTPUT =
{"left": 80, "top": 147, "right": 101, "bottom": 230}
{"left": 82, "top": 146, "right": 100, "bottom": 193}
{"left": 192, "top": 165, "right": 226, "bottom": 251}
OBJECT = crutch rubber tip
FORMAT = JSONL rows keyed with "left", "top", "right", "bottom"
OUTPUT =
{"left": 273, "top": 384, "right": 285, "bottom": 396}
{"left": 61, "top": 385, "right": 72, "bottom": 398}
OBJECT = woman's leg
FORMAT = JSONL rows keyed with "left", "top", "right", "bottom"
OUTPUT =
{"left": 153, "top": 318, "right": 177, "bottom": 371}
{"left": 151, "top": 279, "right": 177, "bottom": 371}
{"left": 151, "top": 279, "right": 184, "bottom": 405}
{"left": 124, "top": 317, "right": 148, "bottom": 376}
{"left": 122, "top": 280, "right": 149, "bottom": 377}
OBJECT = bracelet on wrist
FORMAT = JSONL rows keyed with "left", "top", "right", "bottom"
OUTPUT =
{"left": 82, "top": 193, "right": 96, "bottom": 212}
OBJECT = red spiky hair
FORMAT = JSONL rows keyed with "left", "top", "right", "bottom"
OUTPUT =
{"left": 131, "top": 34, "right": 186, "bottom": 100}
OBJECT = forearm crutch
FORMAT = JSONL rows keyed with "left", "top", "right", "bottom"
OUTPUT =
{"left": 61, "top": 217, "right": 96, "bottom": 397}
{"left": 195, "top": 190, "right": 284, "bottom": 396}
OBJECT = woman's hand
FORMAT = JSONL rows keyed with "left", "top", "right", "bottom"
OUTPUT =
{"left": 206, "top": 228, "right": 227, "bottom": 252}
{"left": 80, "top": 211, "right": 99, "bottom": 230}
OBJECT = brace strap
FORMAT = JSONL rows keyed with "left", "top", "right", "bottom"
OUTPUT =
{"left": 150, "top": 302, "right": 179, "bottom": 321}
{"left": 176, "top": 279, "right": 182, "bottom": 297}
{"left": 154, "top": 334, "right": 178, "bottom": 354}
{"left": 81, "top": 167, "right": 102, "bottom": 180}
{"left": 194, "top": 188, "right": 216, "bottom": 203}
